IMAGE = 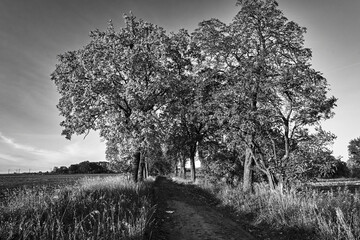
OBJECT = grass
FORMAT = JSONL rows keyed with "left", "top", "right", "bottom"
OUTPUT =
{"left": 198, "top": 179, "right": 360, "bottom": 240}
{"left": 0, "top": 175, "right": 156, "bottom": 240}
{"left": 0, "top": 173, "right": 119, "bottom": 191}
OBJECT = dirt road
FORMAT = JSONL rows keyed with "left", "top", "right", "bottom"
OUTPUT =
{"left": 151, "top": 177, "right": 255, "bottom": 240}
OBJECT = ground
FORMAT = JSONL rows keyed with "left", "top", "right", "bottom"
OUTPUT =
{"left": 151, "top": 177, "right": 255, "bottom": 240}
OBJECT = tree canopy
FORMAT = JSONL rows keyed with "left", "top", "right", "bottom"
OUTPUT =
{"left": 348, "top": 137, "right": 360, "bottom": 165}
{"left": 51, "top": 0, "right": 337, "bottom": 187}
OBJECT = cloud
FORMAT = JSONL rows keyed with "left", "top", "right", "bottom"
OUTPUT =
{"left": 0, "top": 131, "right": 56, "bottom": 156}
{"left": 0, "top": 153, "right": 20, "bottom": 162}
{"left": 0, "top": 131, "right": 106, "bottom": 173}
{"left": 329, "top": 62, "right": 360, "bottom": 73}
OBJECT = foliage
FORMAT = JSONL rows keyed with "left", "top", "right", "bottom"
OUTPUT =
{"left": 52, "top": 161, "right": 112, "bottom": 174}
{"left": 51, "top": 14, "right": 175, "bottom": 181}
{"left": 0, "top": 176, "right": 155, "bottom": 240}
{"left": 348, "top": 137, "right": 360, "bottom": 177}
{"left": 193, "top": 0, "right": 336, "bottom": 188}
{"left": 202, "top": 147, "right": 243, "bottom": 186}
{"left": 282, "top": 129, "right": 345, "bottom": 181}
{"left": 51, "top": 0, "right": 337, "bottom": 185}
{"left": 52, "top": 166, "right": 69, "bottom": 174}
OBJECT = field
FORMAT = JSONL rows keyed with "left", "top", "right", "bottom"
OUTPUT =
{"left": 3, "top": 173, "right": 360, "bottom": 240}
{"left": 0, "top": 173, "right": 120, "bottom": 189}
{"left": 0, "top": 173, "right": 120, "bottom": 200}
{"left": 0, "top": 174, "right": 155, "bottom": 240}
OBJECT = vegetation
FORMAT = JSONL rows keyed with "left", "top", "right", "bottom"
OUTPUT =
{"left": 0, "top": 176, "right": 155, "bottom": 240}
{"left": 199, "top": 179, "right": 360, "bottom": 240}
{"left": 52, "top": 161, "right": 113, "bottom": 174}
{"left": 48, "top": 0, "right": 360, "bottom": 238}
{"left": 347, "top": 137, "right": 360, "bottom": 177}
{"left": 6, "top": 0, "right": 359, "bottom": 239}
{"left": 51, "top": 0, "right": 338, "bottom": 187}
{"left": 68, "top": 161, "right": 108, "bottom": 174}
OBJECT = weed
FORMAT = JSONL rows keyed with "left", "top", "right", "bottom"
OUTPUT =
{"left": 198, "top": 180, "right": 360, "bottom": 240}
{"left": 0, "top": 176, "right": 155, "bottom": 240}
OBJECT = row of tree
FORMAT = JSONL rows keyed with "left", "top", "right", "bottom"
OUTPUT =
{"left": 52, "top": 161, "right": 112, "bottom": 174}
{"left": 51, "top": 0, "right": 337, "bottom": 190}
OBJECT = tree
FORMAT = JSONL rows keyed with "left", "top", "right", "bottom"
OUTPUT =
{"left": 51, "top": 3, "right": 337, "bottom": 188}
{"left": 347, "top": 137, "right": 360, "bottom": 177}
{"left": 285, "top": 129, "right": 343, "bottom": 180}
{"left": 162, "top": 29, "right": 220, "bottom": 182}
{"left": 348, "top": 137, "right": 360, "bottom": 165}
{"left": 193, "top": 0, "right": 336, "bottom": 190}
{"left": 51, "top": 14, "right": 175, "bottom": 182}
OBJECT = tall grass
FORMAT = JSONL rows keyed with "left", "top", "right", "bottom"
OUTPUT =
{"left": 0, "top": 176, "right": 155, "bottom": 240}
{"left": 199, "top": 180, "right": 360, "bottom": 240}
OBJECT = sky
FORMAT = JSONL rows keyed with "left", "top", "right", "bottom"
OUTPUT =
{"left": 0, "top": 0, "right": 359, "bottom": 173}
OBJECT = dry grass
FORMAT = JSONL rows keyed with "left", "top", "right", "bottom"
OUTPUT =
{"left": 198, "top": 179, "right": 360, "bottom": 240}
{"left": 0, "top": 175, "right": 155, "bottom": 240}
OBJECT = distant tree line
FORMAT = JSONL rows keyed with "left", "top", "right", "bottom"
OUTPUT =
{"left": 52, "top": 161, "right": 113, "bottom": 174}
{"left": 52, "top": 0, "right": 345, "bottom": 189}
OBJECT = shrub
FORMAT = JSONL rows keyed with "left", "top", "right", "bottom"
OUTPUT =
{"left": 202, "top": 149, "right": 243, "bottom": 186}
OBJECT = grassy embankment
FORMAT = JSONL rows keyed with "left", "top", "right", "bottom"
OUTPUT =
{"left": 0, "top": 176, "right": 155, "bottom": 240}
{"left": 199, "top": 179, "right": 360, "bottom": 240}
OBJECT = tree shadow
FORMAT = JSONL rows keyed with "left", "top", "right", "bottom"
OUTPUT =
{"left": 151, "top": 176, "right": 318, "bottom": 240}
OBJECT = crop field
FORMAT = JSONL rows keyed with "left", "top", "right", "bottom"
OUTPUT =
{"left": 0, "top": 173, "right": 120, "bottom": 200}
{"left": 0, "top": 174, "right": 155, "bottom": 240}
{"left": 0, "top": 173, "right": 119, "bottom": 189}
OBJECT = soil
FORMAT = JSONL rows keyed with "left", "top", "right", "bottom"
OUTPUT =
{"left": 150, "top": 177, "right": 255, "bottom": 240}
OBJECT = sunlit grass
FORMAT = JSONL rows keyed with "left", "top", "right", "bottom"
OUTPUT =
{"left": 198, "top": 180, "right": 360, "bottom": 240}
{"left": 0, "top": 176, "right": 155, "bottom": 240}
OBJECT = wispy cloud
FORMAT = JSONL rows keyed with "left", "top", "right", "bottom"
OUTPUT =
{"left": 0, "top": 131, "right": 56, "bottom": 156}
{"left": 0, "top": 153, "right": 21, "bottom": 162}
{"left": 0, "top": 131, "right": 106, "bottom": 173}
{"left": 328, "top": 62, "right": 360, "bottom": 73}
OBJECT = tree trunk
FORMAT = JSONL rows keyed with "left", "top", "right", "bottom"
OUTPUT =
{"left": 174, "top": 159, "right": 179, "bottom": 177}
{"left": 265, "top": 169, "right": 275, "bottom": 190}
{"left": 190, "top": 145, "right": 196, "bottom": 182}
{"left": 181, "top": 154, "right": 186, "bottom": 179}
{"left": 190, "top": 155, "right": 196, "bottom": 182}
{"left": 132, "top": 151, "right": 141, "bottom": 183}
{"left": 145, "top": 158, "right": 149, "bottom": 178}
{"left": 139, "top": 155, "right": 145, "bottom": 182}
{"left": 197, "top": 141, "right": 204, "bottom": 164}
{"left": 243, "top": 147, "right": 253, "bottom": 192}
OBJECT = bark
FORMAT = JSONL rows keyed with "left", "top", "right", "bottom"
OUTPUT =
{"left": 139, "top": 155, "right": 146, "bottom": 181}
{"left": 190, "top": 145, "right": 196, "bottom": 182}
{"left": 132, "top": 151, "right": 141, "bottom": 183}
{"left": 190, "top": 155, "right": 196, "bottom": 182}
{"left": 197, "top": 142, "right": 204, "bottom": 164}
{"left": 181, "top": 155, "right": 186, "bottom": 179}
{"left": 145, "top": 159, "right": 149, "bottom": 178}
{"left": 174, "top": 159, "right": 179, "bottom": 177}
{"left": 243, "top": 147, "right": 253, "bottom": 192}
{"left": 265, "top": 169, "right": 275, "bottom": 190}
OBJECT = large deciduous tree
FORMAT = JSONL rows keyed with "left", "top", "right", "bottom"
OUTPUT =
{"left": 51, "top": 14, "right": 175, "bottom": 182}
{"left": 194, "top": 0, "right": 336, "bottom": 190}
{"left": 51, "top": 1, "right": 337, "bottom": 188}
